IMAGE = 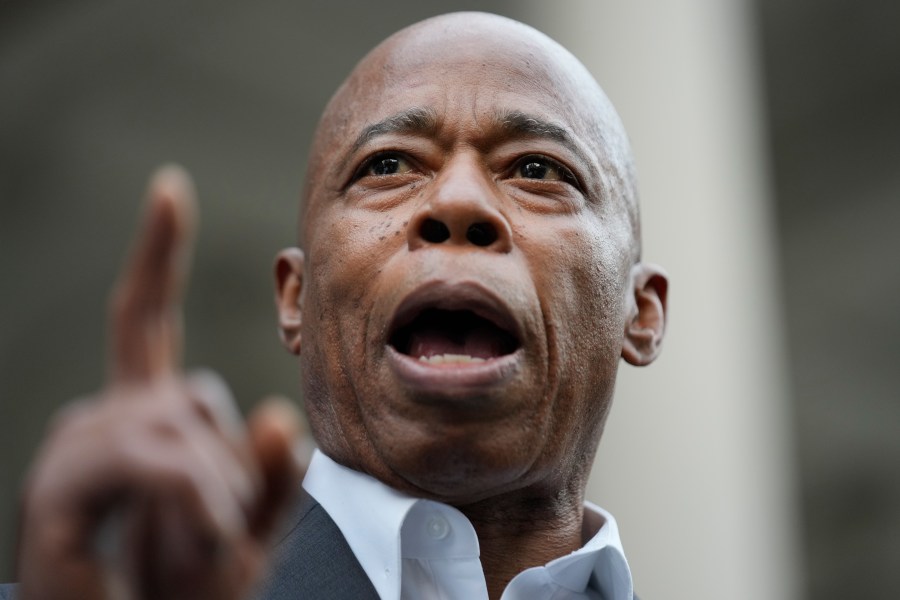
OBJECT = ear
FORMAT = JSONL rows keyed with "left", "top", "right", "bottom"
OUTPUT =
{"left": 621, "top": 263, "right": 669, "bottom": 366}
{"left": 274, "top": 247, "right": 305, "bottom": 355}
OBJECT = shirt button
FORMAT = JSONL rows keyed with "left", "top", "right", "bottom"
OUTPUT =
{"left": 426, "top": 514, "right": 450, "bottom": 540}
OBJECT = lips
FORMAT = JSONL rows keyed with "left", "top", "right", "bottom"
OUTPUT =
{"left": 385, "top": 281, "right": 524, "bottom": 391}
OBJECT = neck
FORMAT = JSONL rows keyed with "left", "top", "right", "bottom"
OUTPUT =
{"left": 458, "top": 485, "right": 586, "bottom": 600}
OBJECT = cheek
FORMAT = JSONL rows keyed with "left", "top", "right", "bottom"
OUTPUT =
{"left": 527, "top": 220, "right": 629, "bottom": 353}
{"left": 301, "top": 208, "right": 409, "bottom": 452}
{"left": 304, "top": 205, "right": 410, "bottom": 373}
{"left": 523, "top": 216, "right": 631, "bottom": 431}
{"left": 312, "top": 206, "right": 408, "bottom": 296}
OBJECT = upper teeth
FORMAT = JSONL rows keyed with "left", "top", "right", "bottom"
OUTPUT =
{"left": 418, "top": 354, "right": 486, "bottom": 364}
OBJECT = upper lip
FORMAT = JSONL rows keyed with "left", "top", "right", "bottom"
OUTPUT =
{"left": 387, "top": 280, "right": 523, "bottom": 353}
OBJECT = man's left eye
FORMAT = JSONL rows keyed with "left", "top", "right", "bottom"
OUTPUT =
{"left": 514, "top": 156, "right": 575, "bottom": 184}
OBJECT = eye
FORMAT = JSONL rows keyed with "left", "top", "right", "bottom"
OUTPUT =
{"left": 513, "top": 155, "right": 578, "bottom": 187}
{"left": 360, "top": 152, "right": 413, "bottom": 177}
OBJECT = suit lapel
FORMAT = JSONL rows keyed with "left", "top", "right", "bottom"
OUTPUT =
{"left": 255, "top": 490, "right": 380, "bottom": 599}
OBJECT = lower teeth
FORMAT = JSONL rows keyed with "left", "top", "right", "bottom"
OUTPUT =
{"left": 418, "top": 354, "right": 486, "bottom": 364}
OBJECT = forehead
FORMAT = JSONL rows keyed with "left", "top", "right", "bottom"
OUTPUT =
{"left": 347, "top": 23, "right": 600, "bottom": 140}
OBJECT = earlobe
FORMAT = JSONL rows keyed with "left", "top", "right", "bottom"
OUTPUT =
{"left": 621, "top": 263, "right": 669, "bottom": 366}
{"left": 274, "top": 248, "right": 305, "bottom": 355}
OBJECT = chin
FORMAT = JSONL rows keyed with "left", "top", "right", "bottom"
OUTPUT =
{"left": 357, "top": 393, "right": 551, "bottom": 503}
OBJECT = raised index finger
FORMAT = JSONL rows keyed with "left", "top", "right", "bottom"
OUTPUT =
{"left": 108, "top": 165, "right": 197, "bottom": 384}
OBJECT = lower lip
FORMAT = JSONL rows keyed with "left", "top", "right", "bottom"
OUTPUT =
{"left": 386, "top": 346, "right": 521, "bottom": 394}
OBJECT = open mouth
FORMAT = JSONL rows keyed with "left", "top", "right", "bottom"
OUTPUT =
{"left": 390, "top": 308, "right": 520, "bottom": 364}
{"left": 384, "top": 282, "right": 526, "bottom": 393}
{"left": 386, "top": 283, "right": 523, "bottom": 368}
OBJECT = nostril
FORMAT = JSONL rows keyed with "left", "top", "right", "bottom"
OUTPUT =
{"left": 466, "top": 222, "right": 497, "bottom": 247}
{"left": 421, "top": 218, "right": 451, "bottom": 243}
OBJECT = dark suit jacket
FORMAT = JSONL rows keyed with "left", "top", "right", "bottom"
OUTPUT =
{"left": 254, "top": 490, "right": 379, "bottom": 599}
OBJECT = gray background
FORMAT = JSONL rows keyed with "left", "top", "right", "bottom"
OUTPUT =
{"left": 2, "top": 1, "right": 899, "bottom": 598}
{"left": 759, "top": 0, "right": 900, "bottom": 596}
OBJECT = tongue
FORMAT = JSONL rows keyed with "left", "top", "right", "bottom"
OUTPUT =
{"left": 409, "top": 325, "right": 506, "bottom": 360}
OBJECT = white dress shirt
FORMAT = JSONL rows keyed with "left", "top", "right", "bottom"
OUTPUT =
{"left": 303, "top": 450, "right": 634, "bottom": 600}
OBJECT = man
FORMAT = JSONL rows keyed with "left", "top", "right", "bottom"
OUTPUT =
{"left": 5, "top": 11, "right": 667, "bottom": 600}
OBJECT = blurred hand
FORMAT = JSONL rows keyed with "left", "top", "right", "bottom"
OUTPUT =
{"left": 16, "top": 167, "right": 304, "bottom": 600}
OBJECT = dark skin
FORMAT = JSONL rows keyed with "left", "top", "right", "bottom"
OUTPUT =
{"left": 17, "top": 12, "right": 667, "bottom": 600}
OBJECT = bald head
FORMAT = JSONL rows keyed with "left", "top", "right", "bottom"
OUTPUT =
{"left": 301, "top": 12, "right": 640, "bottom": 256}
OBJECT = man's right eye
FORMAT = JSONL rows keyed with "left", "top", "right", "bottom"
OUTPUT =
{"left": 361, "top": 153, "right": 412, "bottom": 177}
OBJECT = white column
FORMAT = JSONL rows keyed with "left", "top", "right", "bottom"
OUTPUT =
{"left": 527, "top": 2, "right": 803, "bottom": 599}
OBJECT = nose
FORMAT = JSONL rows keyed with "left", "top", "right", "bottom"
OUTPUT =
{"left": 407, "top": 160, "right": 513, "bottom": 253}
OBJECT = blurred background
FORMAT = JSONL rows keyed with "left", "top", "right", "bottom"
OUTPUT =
{"left": 1, "top": 1, "right": 898, "bottom": 598}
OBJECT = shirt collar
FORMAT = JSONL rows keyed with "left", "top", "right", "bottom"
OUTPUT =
{"left": 526, "top": 501, "right": 633, "bottom": 599}
{"left": 303, "top": 449, "right": 633, "bottom": 600}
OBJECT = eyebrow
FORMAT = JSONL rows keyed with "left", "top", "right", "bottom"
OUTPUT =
{"left": 494, "top": 109, "right": 574, "bottom": 147}
{"left": 350, "top": 107, "right": 440, "bottom": 154}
